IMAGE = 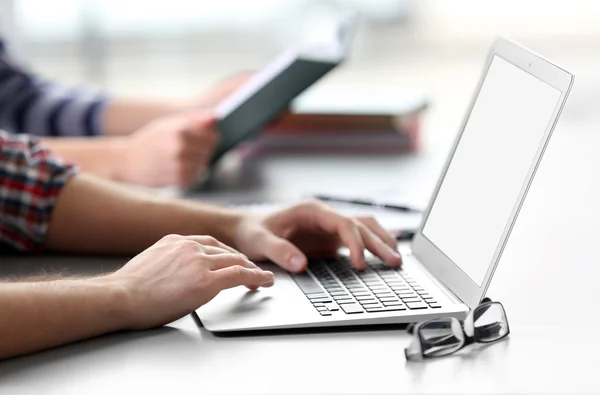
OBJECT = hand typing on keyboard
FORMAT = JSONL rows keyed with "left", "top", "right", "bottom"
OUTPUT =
{"left": 232, "top": 200, "right": 402, "bottom": 272}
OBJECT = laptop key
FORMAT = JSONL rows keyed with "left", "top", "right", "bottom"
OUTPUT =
{"left": 378, "top": 297, "right": 399, "bottom": 303}
{"left": 359, "top": 277, "right": 379, "bottom": 283}
{"left": 398, "top": 295, "right": 418, "bottom": 300}
{"left": 381, "top": 295, "right": 401, "bottom": 301}
{"left": 337, "top": 299, "right": 356, "bottom": 305}
{"left": 327, "top": 305, "right": 340, "bottom": 311}
{"left": 386, "top": 280, "right": 408, "bottom": 285}
{"left": 386, "top": 284, "right": 408, "bottom": 290}
{"left": 292, "top": 273, "right": 323, "bottom": 294}
{"left": 358, "top": 272, "right": 377, "bottom": 277}
{"left": 333, "top": 295, "right": 353, "bottom": 301}
{"left": 347, "top": 284, "right": 366, "bottom": 290}
{"left": 351, "top": 291, "right": 371, "bottom": 297}
{"left": 309, "top": 297, "right": 332, "bottom": 303}
{"left": 384, "top": 279, "right": 406, "bottom": 284}
{"left": 383, "top": 301, "right": 404, "bottom": 307}
{"left": 390, "top": 285, "right": 411, "bottom": 291}
{"left": 381, "top": 306, "right": 407, "bottom": 312}
{"left": 400, "top": 296, "right": 421, "bottom": 302}
{"left": 371, "top": 283, "right": 389, "bottom": 289}
{"left": 428, "top": 302, "right": 441, "bottom": 308}
{"left": 346, "top": 285, "right": 366, "bottom": 290}
{"left": 358, "top": 297, "right": 379, "bottom": 303}
{"left": 379, "top": 274, "right": 401, "bottom": 280}
{"left": 346, "top": 289, "right": 366, "bottom": 294}
{"left": 307, "top": 293, "right": 328, "bottom": 300}
{"left": 359, "top": 300, "right": 380, "bottom": 306}
{"left": 406, "top": 301, "right": 429, "bottom": 310}
{"left": 355, "top": 295, "right": 375, "bottom": 301}
{"left": 373, "top": 289, "right": 394, "bottom": 296}
{"left": 340, "top": 303, "right": 365, "bottom": 314}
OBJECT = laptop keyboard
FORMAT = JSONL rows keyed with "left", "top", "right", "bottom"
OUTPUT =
{"left": 292, "top": 256, "right": 440, "bottom": 316}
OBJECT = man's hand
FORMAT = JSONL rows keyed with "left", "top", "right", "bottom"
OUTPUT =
{"left": 231, "top": 200, "right": 402, "bottom": 272}
{"left": 0, "top": 234, "right": 273, "bottom": 359}
{"left": 190, "top": 71, "right": 255, "bottom": 109}
{"left": 99, "top": 234, "right": 274, "bottom": 331}
{"left": 55, "top": 72, "right": 254, "bottom": 187}
{"left": 118, "top": 113, "right": 219, "bottom": 187}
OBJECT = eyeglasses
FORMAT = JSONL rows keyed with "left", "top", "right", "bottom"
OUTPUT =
{"left": 404, "top": 298, "right": 510, "bottom": 361}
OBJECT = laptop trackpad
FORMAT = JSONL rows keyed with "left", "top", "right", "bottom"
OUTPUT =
{"left": 196, "top": 263, "right": 316, "bottom": 332}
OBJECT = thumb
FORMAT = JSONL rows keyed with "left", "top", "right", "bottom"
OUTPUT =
{"left": 260, "top": 231, "right": 307, "bottom": 273}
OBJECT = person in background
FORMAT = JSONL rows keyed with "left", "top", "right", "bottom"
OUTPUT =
{"left": 0, "top": 37, "right": 251, "bottom": 187}
{"left": 0, "top": 131, "right": 402, "bottom": 360}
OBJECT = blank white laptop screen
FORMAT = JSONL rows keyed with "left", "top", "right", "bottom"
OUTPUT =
{"left": 422, "top": 55, "right": 561, "bottom": 286}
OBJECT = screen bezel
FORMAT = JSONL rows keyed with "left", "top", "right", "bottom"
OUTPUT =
{"left": 411, "top": 37, "right": 574, "bottom": 309}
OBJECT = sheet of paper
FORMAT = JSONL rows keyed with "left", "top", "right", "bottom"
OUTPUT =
{"left": 231, "top": 201, "right": 422, "bottom": 232}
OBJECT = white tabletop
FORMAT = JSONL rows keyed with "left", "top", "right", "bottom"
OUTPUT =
{"left": 2, "top": 84, "right": 600, "bottom": 394}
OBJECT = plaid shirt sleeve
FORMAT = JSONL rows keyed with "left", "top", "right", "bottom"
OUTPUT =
{"left": 0, "top": 130, "right": 78, "bottom": 251}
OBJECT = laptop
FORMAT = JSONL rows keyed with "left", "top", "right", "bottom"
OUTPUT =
{"left": 197, "top": 38, "right": 574, "bottom": 332}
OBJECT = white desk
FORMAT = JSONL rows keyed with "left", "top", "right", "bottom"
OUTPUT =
{"left": 1, "top": 103, "right": 600, "bottom": 394}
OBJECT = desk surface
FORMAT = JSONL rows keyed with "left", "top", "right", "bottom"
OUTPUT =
{"left": 2, "top": 95, "right": 600, "bottom": 394}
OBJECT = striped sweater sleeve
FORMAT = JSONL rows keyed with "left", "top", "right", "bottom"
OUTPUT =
{"left": 0, "top": 38, "right": 109, "bottom": 137}
{"left": 0, "top": 131, "right": 78, "bottom": 251}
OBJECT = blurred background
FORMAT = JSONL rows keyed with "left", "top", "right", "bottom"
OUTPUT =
{"left": 2, "top": 0, "right": 600, "bottom": 194}
{"left": 5, "top": 1, "right": 600, "bottom": 93}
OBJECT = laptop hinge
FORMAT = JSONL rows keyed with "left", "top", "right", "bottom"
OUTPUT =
{"left": 402, "top": 246, "right": 466, "bottom": 307}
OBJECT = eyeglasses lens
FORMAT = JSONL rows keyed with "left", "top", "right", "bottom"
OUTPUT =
{"left": 419, "top": 317, "right": 465, "bottom": 358}
{"left": 473, "top": 303, "right": 509, "bottom": 343}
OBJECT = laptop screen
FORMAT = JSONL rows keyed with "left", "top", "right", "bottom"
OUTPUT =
{"left": 421, "top": 55, "right": 561, "bottom": 286}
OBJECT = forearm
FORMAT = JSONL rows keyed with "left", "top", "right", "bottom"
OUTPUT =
{"left": 102, "top": 98, "right": 186, "bottom": 136}
{"left": 0, "top": 277, "right": 127, "bottom": 359}
{"left": 45, "top": 173, "right": 242, "bottom": 254}
{"left": 40, "top": 137, "right": 127, "bottom": 181}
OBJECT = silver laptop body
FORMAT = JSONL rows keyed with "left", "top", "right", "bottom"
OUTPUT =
{"left": 197, "top": 38, "right": 574, "bottom": 332}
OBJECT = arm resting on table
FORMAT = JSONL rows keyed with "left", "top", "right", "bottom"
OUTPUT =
{"left": 45, "top": 173, "right": 241, "bottom": 254}
{"left": 0, "top": 277, "right": 128, "bottom": 360}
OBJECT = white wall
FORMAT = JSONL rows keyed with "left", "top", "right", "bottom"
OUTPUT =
{"left": 14, "top": 0, "right": 600, "bottom": 44}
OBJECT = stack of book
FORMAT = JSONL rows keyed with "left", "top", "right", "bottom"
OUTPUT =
{"left": 243, "top": 88, "right": 428, "bottom": 155}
